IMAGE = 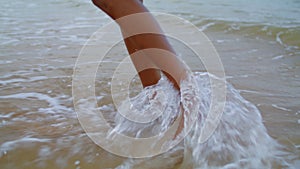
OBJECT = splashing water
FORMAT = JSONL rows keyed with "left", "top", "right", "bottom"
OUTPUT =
{"left": 98, "top": 72, "right": 293, "bottom": 169}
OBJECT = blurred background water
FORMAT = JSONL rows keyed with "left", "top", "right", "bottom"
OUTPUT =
{"left": 0, "top": 0, "right": 299, "bottom": 168}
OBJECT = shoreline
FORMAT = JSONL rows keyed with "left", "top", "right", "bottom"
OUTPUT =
{"left": 0, "top": 0, "right": 299, "bottom": 168}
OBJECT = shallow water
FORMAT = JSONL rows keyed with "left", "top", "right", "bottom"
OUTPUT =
{"left": 0, "top": 0, "right": 299, "bottom": 168}
{"left": 108, "top": 73, "right": 291, "bottom": 169}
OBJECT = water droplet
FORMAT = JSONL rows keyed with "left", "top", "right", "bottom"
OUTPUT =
{"left": 74, "top": 160, "right": 80, "bottom": 165}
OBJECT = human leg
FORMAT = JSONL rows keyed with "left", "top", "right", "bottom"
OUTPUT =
{"left": 92, "top": 0, "right": 185, "bottom": 136}
{"left": 92, "top": 0, "right": 186, "bottom": 89}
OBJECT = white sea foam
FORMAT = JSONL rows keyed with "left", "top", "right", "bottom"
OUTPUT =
{"left": 109, "top": 72, "right": 291, "bottom": 169}
{"left": 0, "top": 76, "right": 48, "bottom": 85}
{"left": 0, "top": 137, "right": 51, "bottom": 157}
{"left": 109, "top": 75, "right": 181, "bottom": 138}
{"left": 0, "top": 92, "right": 73, "bottom": 114}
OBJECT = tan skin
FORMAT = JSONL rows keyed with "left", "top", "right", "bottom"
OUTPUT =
{"left": 92, "top": 0, "right": 186, "bottom": 137}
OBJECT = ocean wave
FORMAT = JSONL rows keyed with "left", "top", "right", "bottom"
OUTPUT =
{"left": 196, "top": 19, "right": 300, "bottom": 50}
